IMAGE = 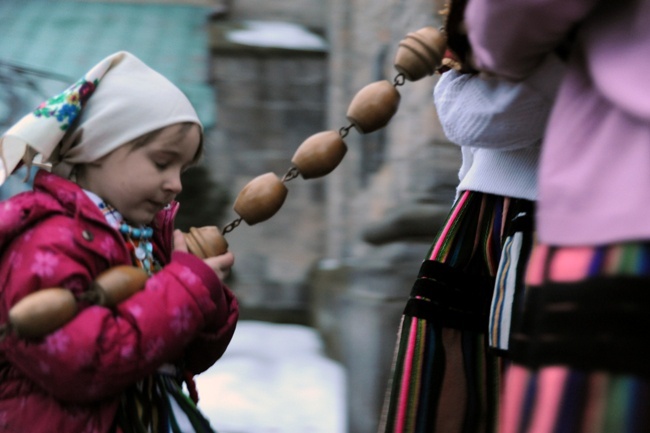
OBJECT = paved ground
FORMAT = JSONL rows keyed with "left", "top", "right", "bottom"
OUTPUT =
{"left": 195, "top": 320, "right": 347, "bottom": 433}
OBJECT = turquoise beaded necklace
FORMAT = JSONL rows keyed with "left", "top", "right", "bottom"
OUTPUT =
{"left": 118, "top": 223, "right": 156, "bottom": 275}
{"left": 118, "top": 223, "right": 154, "bottom": 240}
{"left": 84, "top": 190, "right": 158, "bottom": 276}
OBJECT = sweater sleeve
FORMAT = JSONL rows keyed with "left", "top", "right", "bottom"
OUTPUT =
{"left": 464, "top": 0, "right": 599, "bottom": 80}
{"left": 0, "top": 218, "right": 236, "bottom": 403}
{"left": 433, "top": 54, "right": 565, "bottom": 150}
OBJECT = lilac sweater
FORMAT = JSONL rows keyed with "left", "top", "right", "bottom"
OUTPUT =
{"left": 465, "top": 0, "right": 650, "bottom": 245}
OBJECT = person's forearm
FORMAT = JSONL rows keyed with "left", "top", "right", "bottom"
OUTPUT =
{"left": 465, "top": 0, "right": 598, "bottom": 79}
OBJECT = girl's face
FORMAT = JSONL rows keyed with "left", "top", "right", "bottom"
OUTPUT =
{"left": 76, "top": 123, "right": 202, "bottom": 225}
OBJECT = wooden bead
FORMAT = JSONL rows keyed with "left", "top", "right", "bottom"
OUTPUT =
{"left": 184, "top": 226, "right": 229, "bottom": 258}
{"left": 291, "top": 131, "right": 348, "bottom": 179}
{"left": 233, "top": 172, "right": 288, "bottom": 225}
{"left": 394, "top": 26, "right": 446, "bottom": 81}
{"left": 183, "top": 229, "right": 203, "bottom": 258}
{"left": 346, "top": 80, "right": 401, "bottom": 133}
{"left": 8, "top": 288, "right": 78, "bottom": 339}
{"left": 89, "top": 265, "right": 149, "bottom": 308}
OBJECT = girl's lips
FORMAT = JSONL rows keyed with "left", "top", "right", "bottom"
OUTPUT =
{"left": 146, "top": 200, "right": 165, "bottom": 211}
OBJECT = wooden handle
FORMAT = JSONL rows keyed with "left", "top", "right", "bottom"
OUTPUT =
{"left": 184, "top": 226, "right": 229, "bottom": 258}
{"left": 394, "top": 26, "right": 446, "bottom": 81}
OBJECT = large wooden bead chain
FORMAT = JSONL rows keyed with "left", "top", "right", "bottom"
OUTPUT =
{"left": 184, "top": 25, "right": 446, "bottom": 258}
{"left": 1, "top": 266, "right": 148, "bottom": 340}
{"left": 0, "top": 26, "right": 447, "bottom": 340}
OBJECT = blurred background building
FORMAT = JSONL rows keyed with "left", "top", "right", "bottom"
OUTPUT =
{"left": 0, "top": 0, "right": 459, "bottom": 432}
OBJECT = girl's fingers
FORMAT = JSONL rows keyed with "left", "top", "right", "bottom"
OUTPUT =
{"left": 173, "top": 229, "right": 188, "bottom": 253}
{"left": 205, "top": 252, "right": 235, "bottom": 280}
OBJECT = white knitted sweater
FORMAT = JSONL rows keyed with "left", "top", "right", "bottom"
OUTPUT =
{"left": 433, "top": 54, "right": 566, "bottom": 201}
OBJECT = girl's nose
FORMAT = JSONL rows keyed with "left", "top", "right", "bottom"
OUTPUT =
{"left": 165, "top": 172, "right": 183, "bottom": 194}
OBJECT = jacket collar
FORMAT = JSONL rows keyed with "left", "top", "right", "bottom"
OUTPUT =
{"left": 33, "top": 170, "right": 178, "bottom": 260}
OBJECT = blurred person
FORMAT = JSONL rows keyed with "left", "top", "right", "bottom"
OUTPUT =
{"left": 465, "top": 0, "right": 650, "bottom": 431}
{"left": 377, "top": 2, "right": 565, "bottom": 431}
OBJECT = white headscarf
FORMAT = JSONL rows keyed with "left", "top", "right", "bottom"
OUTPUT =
{"left": 0, "top": 51, "right": 202, "bottom": 183}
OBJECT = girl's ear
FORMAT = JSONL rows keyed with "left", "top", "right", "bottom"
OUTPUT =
{"left": 72, "top": 160, "right": 101, "bottom": 187}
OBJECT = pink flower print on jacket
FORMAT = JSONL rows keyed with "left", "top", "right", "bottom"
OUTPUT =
{"left": 31, "top": 251, "right": 59, "bottom": 278}
{"left": 22, "top": 228, "right": 34, "bottom": 243}
{"left": 170, "top": 305, "right": 193, "bottom": 335}
{"left": 0, "top": 411, "right": 8, "bottom": 430}
{"left": 7, "top": 251, "right": 23, "bottom": 269}
{"left": 127, "top": 304, "right": 143, "bottom": 318}
{"left": 145, "top": 337, "right": 165, "bottom": 362}
{"left": 146, "top": 276, "right": 162, "bottom": 292}
{"left": 121, "top": 343, "right": 136, "bottom": 360}
{"left": 56, "top": 226, "right": 75, "bottom": 248}
{"left": 99, "top": 235, "right": 117, "bottom": 259}
{"left": 45, "top": 331, "right": 71, "bottom": 355}
{"left": 179, "top": 266, "right": 199, "bottom": 286}
{"left": 56, "top": 189, "right": 77, "bottom": 207}
{"left": 0, "top": 202, "right": 17, "bottom": 232}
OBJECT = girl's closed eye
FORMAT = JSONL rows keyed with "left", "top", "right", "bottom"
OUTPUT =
{"left": 154, "top": 160, "right": 170, "bottom": 170}
{"left": 151, "top": 154, "right": 174, "bottom": 170}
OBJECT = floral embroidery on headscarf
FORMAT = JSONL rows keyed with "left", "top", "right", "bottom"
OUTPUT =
{"left": 33, "top": 78, "right": 98, "bottom": 131}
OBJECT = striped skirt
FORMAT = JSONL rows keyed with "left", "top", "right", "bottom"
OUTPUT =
{"left": 378, "top": 190, "right": 534, "bottom": 433}
{"left": 500, "top": 243, "right": 650, "bottom": 433}
{"left": 115, "top": 366, "right": 216, "bottom": 433}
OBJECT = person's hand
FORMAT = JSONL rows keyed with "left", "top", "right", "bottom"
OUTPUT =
{"left": 203, "top": 251, "right": 234, "bottom": 281}
{"left": 173, "top": 229, "right": 235, "bottom": 280}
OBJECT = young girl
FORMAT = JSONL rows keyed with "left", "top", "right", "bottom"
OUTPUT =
{"left": 0, "top": 51, "right": 238, "bottom": 433}
{"left": 465, "top": 0, "right": 650, "bottom": 431}
{"left": 377, "top": 5, "right": 566, "bottom": 431}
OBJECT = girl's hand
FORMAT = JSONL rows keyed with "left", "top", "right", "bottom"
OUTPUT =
{"left": 204, "top": 251, "right": 235, "bottom": 280}
{"left": 173, "top": 229, "right": 234, "bottom": 280}
{"left": 173, "top": 229, "right": 190, "bottom": 253}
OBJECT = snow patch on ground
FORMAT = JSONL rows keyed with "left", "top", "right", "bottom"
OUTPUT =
{"left": 196, "top": 321, "right": 347, "bottom": 433}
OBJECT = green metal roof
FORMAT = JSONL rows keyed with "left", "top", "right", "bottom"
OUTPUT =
{"left": 0, "top": 0, "right": 215, "bottom": 127}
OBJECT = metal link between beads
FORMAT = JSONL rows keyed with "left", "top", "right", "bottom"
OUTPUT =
{"left": 282, "top": 166, "right": 300, "bottom": 182}
{"left": 222, "top": 218, "right": 242, "bottom": 235}
{"left": 393, "top": 73, "right": 406, "bottom": 87}
{"left": 339, "top": 124, "right": 353, "bottom": 139}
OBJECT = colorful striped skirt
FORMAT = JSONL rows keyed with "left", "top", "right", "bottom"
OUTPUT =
{"left": 378, "top": 190, "right": 534, "bottom": 433}
{"left": 115, "top": 365, "right": 216, "bottom": 433}
{"left": 500, "top": 242, "right": 650, "bottom": 433}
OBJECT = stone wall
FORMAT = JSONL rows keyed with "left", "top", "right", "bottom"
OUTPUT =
{"left": 206, "top": 19, "right": 329, "bottom": 321}
{"left": 319, "top": 1, "right": 460, "bottom": 432}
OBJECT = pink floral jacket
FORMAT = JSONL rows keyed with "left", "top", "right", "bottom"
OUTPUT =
{"left": 0, "top": 170, "right": 239, "bottom": 433}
